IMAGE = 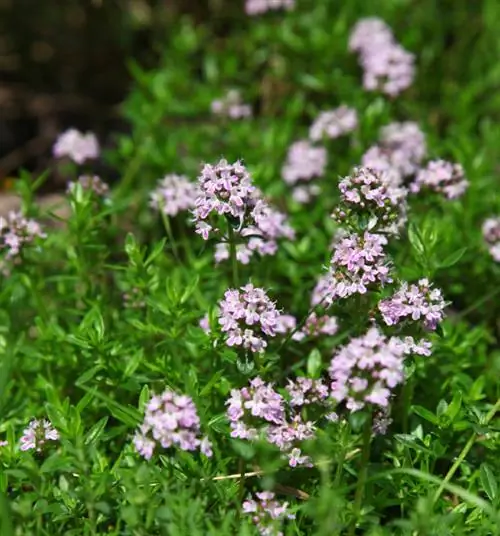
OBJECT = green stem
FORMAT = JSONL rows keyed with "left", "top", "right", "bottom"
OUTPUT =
{"left": 227, "top": 225, "right": 239, "bottom": 287}
{"left": 161, "top": 211, "right": 181, "bottom": 264}
{"left": 349, "top": 415, "right": 372, "bottom": 536}
{"left": 333, "top": 422, "right": 350, "bottom": 489}
{"left": 401, "top": 375, "right": 415, "bottom": 434}
{"left": 432, "top": 397, "right": 500, "bottom": 506}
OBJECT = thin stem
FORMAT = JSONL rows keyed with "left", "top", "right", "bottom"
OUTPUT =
{"left": 237, "top": 457, "right": 246, "bottom": 520}
{"left": 160, "top": 211, "right": 181, "bottom": 264}
{"left": 333, "top": 422, "right": 350, "bottom": 489}
{"left": 432, "top": 397, "right": 500, "bottom": 506}
{"left": 349, "top": 415, "right": 372, "bottom": 536}
{"left": 227, "top": 225, "right": 239, "bottom": 287}
{"left": 401, "top": 375, "right": 415, "bottom": 434}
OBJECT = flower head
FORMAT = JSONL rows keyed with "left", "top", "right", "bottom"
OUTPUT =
{"left": 133, "top": 388, "right": 211, "bottom": 459}
{"left": 53, "top": 128, "right": 99, "bottom": 164}
{"left": 211, "top": 90, "right": 252, "bottom": 119}
{"left": 482, "top": 217, "right": 500, "bottom": 262}
{"left": 219, "top": 284, "right": 280, "bottom": 352}
{"left": 242, "top": 491, "right": 295, "bottom": 536}
{"left": 0, "top": 211, "right": 46, "bottom": 263}
{"left": 245, "top": 0, "right": 295, "bottom": 16}
{"left": 150, "top": 174, "right": 198, "bottom": 216}
{"left": 309, "top": 106, "right": 358, "bottom": 142}
{"left": 20, "top": 419, "right": 59, "bottom": 452}
{"left": 68, "top": 175, "right": 109, "bottom": 198}
{"left": 411, "top": 160, "right": 468, "bottom": 199}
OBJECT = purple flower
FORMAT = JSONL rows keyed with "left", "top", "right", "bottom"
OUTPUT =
{"left": 53, "top": 128, "right": 99, "bottom": 164}
{"left": 328, "top": 327, "right": 406, "bottom": 412}
{"left": 0, "top": 440, "right": 8, "bottom": 447}
{"left": 20, "top": 419, "right": 59, "bottom": 452}
{"left": 218, "top": 284, "right": 281, "bottom": 352}
{"left": 482, "top": 217, "right": 500, "bottom": 262}
{"left": 275, "top": 314, "right": 297, "bottom": 334}
{"left": 242, "top": 491, "right": 295, "bottom": 536}
{"left": 133, "top": 388, "right": 212, "bottom": 459}
{"left": 282, "top": 140, "right": 327, "bottom": 204}
{"left": 245, "top": 0, "right": 295, "bottom": 16}
{"left": 350, "top": 18, "right": 415, "bottom": 96}
{"left": 150, "top": 174, "right": 198, "bottom": 216}
{"left": 68, "top": 175, "right": 109, "bottom": 198}
{"left": 378, "top": 278, "right": 446, "bottom": 330}
{"left": 211, "top": 90, "right": 252, "bottom": 119}
{"left": 292, "top": 313, "right": 339, "bottom": 341}
{"left": 411, "top": 160, "right": 468, "bottom": 199}
{"left": 309, "top": 106, "right": 358, "bottom": 142}
{"left": 0, "top": 211, "right": 46, "bottom": 263}
{"left": 285, "top": 377, "right": 330, "bottom": 407}
{"left": 334, "top": 166, "right": 407, "bottom": 234}
{"left": 321, "top": 232, "right": 392, "bottom": 303}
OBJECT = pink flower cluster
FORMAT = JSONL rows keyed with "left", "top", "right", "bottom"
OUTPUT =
{"left": 245, "top": 0, "right": 295, "bottom": 16}
{"left": 309, "top": 106, "right": 358, "bottom": 142}
{"left": 242, "top": 491, "right": 295, "bottom": 536}
{"left": 219, "top": 284, "right": 280, "bottom": 353}
{"left": 211, "top": 90, "right": 252, "bottom": 119}
{"left": 150, "top": 174, "right": 198, "bottom": 217}
{"left": 334, "top": 166, "right": 407, "bottom": 234}
{"left": 227, "top": 377, "right": 331, "bottom": 467}
{"left": 321, "top": 232, "right": 392, "bottom": 303}
{"left": 53, "top": 128, "right": 100, "bottom": 164}
{"left": 133, "top": 388, "right": 212, "bottom": 460}
{"left": 282, "top": 141, "right": 327, "bottom": 203}
{"left": 362, "top": 122, "right": 427, "bottom": 184}
{"left": 0, "top": 211, "right": 45, "bottom": 261}
{"left": 20, "top": 419, "right": 59, "bottom": 452}
{"left": 378, "top": 278, "right": 446, "bottom": 330}
{"left": 411, "top": 160, "right": 468, "bottom": 199}
{"left": 329, "top": 327, "right": 406, "bottom": 411}
{"left": 68, "top": 175, "right": 109, "bottom": 198}
{"left": 482, "top": 217, "right": 500, "bottom": 262}
{"left": 349, "top": 18, "right": 415, "bottom": 96}
{"left": 291, "top": 313, "right": 339, "bottom": 341}
{"left": 214, "top": 201, "right": 294, "bottom": 264}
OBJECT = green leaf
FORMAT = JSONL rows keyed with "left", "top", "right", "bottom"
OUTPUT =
{"left": 412, "top": 405, "right": 438, "bottom": 424}
{"left": 307, "top": 348, "right": 322, "bottom": 379}
{"left": 85, "top": 417, "right": 109, "bottom": 446}
{"left": 480, "top": 463, "right": 497, "bottom": 502}
{"left": 407, "top": 223, "right": 426, "bottom": 257}
{"left": 439, "top": 247, "right": 467, "bottom": 269}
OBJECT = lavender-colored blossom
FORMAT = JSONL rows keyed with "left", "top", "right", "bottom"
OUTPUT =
{"left": 321, "top": 232, "right": 392, "bottom": 303}
{"left": 219, "top": 284, "right": 280, "bottom": 353}
{"left": 133, "top": 388, "right": 212, "bottom": 459}
{"left": 245, "top": 0, "right": 295, "bottom": 16}
{"left": 328, "top": 327, "right": 406, "bottom": 411}
{"left": 0, "top": 440, "right": 7, "bottom": 447}
{"left": 68, "top": 175, "right": 109, "bottom": 198}
{"left": 53, "top": 128, "right": 100, "bottom": 164}
{"left": 20, "top": 419, "right": 59, "bottom": 452}
{"left": 378, "top": 278, "right": 446, "bottom": 330}
{"left": 349, "top": 18, "right": 394, "bottom": 53}
{"left": 334, "top": 166, "right": 407, "bottom": 234}
{"left": 211, "top": 90, "right": 252, "bottom": 119}
{"left": 309, "top": 106, "right": 358, "bottom": 142}
{"left": 292, "top": 313, "right": 339, "bottom": 341}
{"left": 242, "top": 491, "right": 295, "bottom": 536}
{"left": 275, "top": 314, "right": 297, "bottom": 334}
{"left": 150, "top": 174, "right": 198, "bottom": 216}
{"left": 482, "top": 217, "right": 500, "bottom": 262}
{"left": 0, "top": 211, "right": 45, "bottom": 262}
{"left": 411, "top": 160, "right": 468, "bottom": 199}
{"left": 199, "top": 313, "right": 210, "bottom": 333}
{"left": 285, "top": 377, "right": 330, "bottom": 407}
{"left": 282, "top": 141, "right": 327, "bottom": 203}
{"left": 400, "top": 336, "right": 433, "bottom": 357}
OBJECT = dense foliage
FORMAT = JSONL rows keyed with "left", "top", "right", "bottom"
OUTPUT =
{"left": 1, "top": 1, "right": 500, "bottom": 534}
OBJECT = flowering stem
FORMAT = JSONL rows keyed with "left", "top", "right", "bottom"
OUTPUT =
{"left": 432, "top": 397, "right": 500, "bottom": 506}
{"left": 349, "top": 415, "right": 372, "bottom": 536}
{"left": 161, "top": 211, "right": 181, "bottom": 264}
{"left": 237, "top": 457, "right": 246, "bottom": 520}
{"left": 227, "top": 225, "right": 239, "bottom": 287}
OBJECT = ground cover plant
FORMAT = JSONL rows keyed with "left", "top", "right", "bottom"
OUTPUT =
{"left": 1, "top": 0, "right": 500, "bottom": 534}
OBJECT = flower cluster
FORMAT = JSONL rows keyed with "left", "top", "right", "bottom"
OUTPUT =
{"left": 349, "top": 18, "right": 415, "bottom": 96}
{"left": 53, "top": 128, "right": 100, "bottom": 164}
{"left": 362, "top": 122, "right": 427, "bottom": 183}
{"left": 68, "top": 175, "right": 109, "bottom": 198}
{"left": 245, "top": 0, "right": 295, "bottom": 16}
{"left": 411, "top": 160, "right": 468, "bottom": 199}
{"left": 322, "top": 232, "right": 392, "bottom": 303}
{"left": 309, "top": 106, "right": 358, "bottom": 142}
{"left": 0, "top": 211, "right": 46, "bottom": 262}
{"left": 378, "top": 278, "right": 446, "bottom": 330}
{"left": 20, "top": 419, "right": 59, "bottom": 452}
{"left": 133, "top": 389, "right": 212, "bottom": 460}
{"left": 282, "top": 140, "right": 327, "bottom": 203}
{"left": 214, "top": 201, "right": 295, "bottom": 264}
{"left": 292, "top": 313, "right": 339, "bottom": 341}
{"left": 334, "top": 166, "right": 407, "bottom": 234}
{"left": 482, "top": 217, "right": 500, "bottom": 262}
{"left": 242, "top": 492, "right": 295, "bottom": 536}
{"left": 227, "top": 377, "right": 330, "bottom": 467}
{"left": 219, "top": 284, "right": 280, "bottom": 353}
{"left": 328, "top": 327, "right": 406, "bottom": 411}
{"left": 150, "top": 174, "right": 198, "bottom": 217}
{"left": 211, "top": 90, "right": 252, "bottom": 119}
